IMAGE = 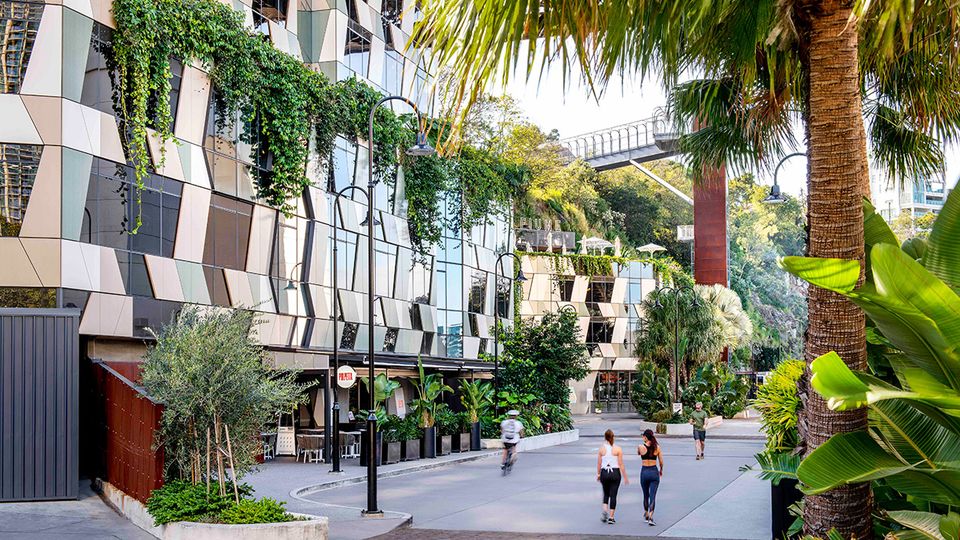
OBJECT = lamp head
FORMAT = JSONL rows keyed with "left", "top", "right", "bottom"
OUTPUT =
{"left": 360, "top": 215, "right": 382, "bottom": 227}
{"left": 763, "top": 183, "right": 786, "bottom": 204}
{"left": 283, "top": 280, "right": 297, "bottom": 291}
{"left": 515, "top": 269, "right": 528, "bottom": 282}
{"left": 406, "top": 131, "right": 436, "bottom": 157}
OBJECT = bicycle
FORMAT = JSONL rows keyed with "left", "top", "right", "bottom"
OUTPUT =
{"left": 501, "top": 443, "right": 518, "bottom": 476}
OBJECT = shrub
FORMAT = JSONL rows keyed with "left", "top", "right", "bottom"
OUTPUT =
{"left": 381, "top": 415, "right": 404, "bottom": 443}
{"left": 434, "top": 407, "right": 459, "bottom": 436}
{"left": 220, "top": 498, "right": 295, "bottom": 525}
{"left": 650, "top": 409, "right": 675, "bottom": 424}
{"left": 146, "top": 481, "right": 252, "bottom": 526}
{"left": 753, "top": 359, "right": 805, "bottom": 453}
{"left": 680, "top": 362, "right": 750, "bottom": 418}
{"left": 541, "top": 403, "right": 573, "bottom": 432}
{"left": 630, "top": 360, "right": 671, "bottom": 419}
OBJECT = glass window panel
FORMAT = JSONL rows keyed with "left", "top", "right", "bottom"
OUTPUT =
{"left": 203, "top": 194, "right": 252, "bottom": 270}
{"left": 0, "top": 1, "right": 43, "bottom": 94}
{"left": 0, "top": 287, "right": 54, "bottom": 307}
{"left": 84, "top": 162, "right": 128, "bottom": 249}
{"left": 467, "top": 270, "right": 486, "bottom": 314}
{"left": 81, "top": 22, "right": 114, "bottom": 115}
{"left": 444, "top": 263, "right": 462, "bottom": 311}
{"left": 129, "top": 185, "right": 162, "bottom": 255}
{"left": 0, "top": 143, "right": 41, "bottom": 236}
{"left": 203, "top": 266, "right": 230, "bottom": 306}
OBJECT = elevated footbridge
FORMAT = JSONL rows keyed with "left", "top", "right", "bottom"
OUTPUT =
{"left": 558, "top": 113, "right": 681, "bottom": 171}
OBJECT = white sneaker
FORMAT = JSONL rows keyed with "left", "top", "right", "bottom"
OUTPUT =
{"left": 602, "top": 511, "right": 608, "bottom": 523}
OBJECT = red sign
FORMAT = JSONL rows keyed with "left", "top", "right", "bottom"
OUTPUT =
{"left": 336, "top": 366, "right": 357, "bottom": 388}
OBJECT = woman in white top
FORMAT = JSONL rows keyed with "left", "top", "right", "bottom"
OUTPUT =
{"left": 596, "top": 429, "right": 629, "bottom": 524}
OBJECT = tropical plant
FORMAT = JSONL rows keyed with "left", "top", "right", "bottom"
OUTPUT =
{"left": 754, "top": 359, "right": 806, "bottom": 454}
{"left": 434, "top": 407, "right": 460, "bottom": 437}
{"left": 696, "top": 284, "right": 753, "bottom": 351}
{"left": 496, "top": 390, "right": 542, "bottom": 434}
{"left": 630, "top": 360, "right": 672, "bottom": 420}
{"left": 414, "top": 1, "right": 960, "bottom": 534}
{"left": 140, "top": 307, "right": 308, "bottom": 487}
{"left": 636, "top": 288, "right": 723, "bottom": 394}
{"left": 360, "top": 373, "right": 401, "bottom": 430}
{"left": 680, "top": 362, "right": 750, "bottom": 418}
{"left": 780, "top": 190, "right": 960, "bottom": 537}
{"left": 459, "top": 379, "right": 494, "bottom": 424}
{"left": 499, "top": 310, "right": 589, "bottom": 405}
{"left": 411, "top": 357, "right": 453, "bottom": 428}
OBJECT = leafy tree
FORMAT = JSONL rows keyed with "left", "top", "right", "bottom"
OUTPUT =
{"left": 500, "top": 310, "right": 589, "bottom": 405}
{"left": 410, "top": 357, "right": 452, "bottom": 428}
{"left": 141, "top": 306, "right": 308, "bottom": 485}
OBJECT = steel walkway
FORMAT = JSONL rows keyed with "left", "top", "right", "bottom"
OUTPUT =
{"left": 559, "top": 113, "right": 681, "bottom": 171}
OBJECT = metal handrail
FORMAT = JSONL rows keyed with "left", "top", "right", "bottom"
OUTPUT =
{"left": 559, "top": 112, "right": 676, "bottom": 161}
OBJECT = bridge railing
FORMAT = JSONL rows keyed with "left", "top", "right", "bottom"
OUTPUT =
{"left": 559, "top": 112, "right": 674, "bottom": 161}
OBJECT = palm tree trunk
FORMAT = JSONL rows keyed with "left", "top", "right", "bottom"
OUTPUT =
{"left": 802, "top": 0, "right": 871, "bottom": 536}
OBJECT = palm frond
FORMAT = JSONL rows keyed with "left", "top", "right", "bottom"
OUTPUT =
{"left": 867, "top": 102, "right": 944, "bottom": 182}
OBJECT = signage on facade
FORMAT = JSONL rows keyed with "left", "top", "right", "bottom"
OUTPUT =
{"left": 672, "top": 402, "right": 683, "bottom": 414}
{"left": 677, "top": 225, "right": 694, "bottom": 242}
{"left": 336, "top": 366, "right": 357, "bottom": 389}
{"left": 393, "top": 387, "right": 407, "bottom": 417}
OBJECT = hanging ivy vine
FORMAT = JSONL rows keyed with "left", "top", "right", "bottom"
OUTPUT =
{"left": 110, "top": 0, "right": 516, "bottom": 248}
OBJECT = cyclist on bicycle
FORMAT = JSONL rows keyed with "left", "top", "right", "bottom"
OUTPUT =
{"left": 501, "top": 410, "right": 524, "bottom": 473}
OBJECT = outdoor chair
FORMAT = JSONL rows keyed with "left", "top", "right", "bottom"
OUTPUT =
{"left": 262, "top": 433, "right": 275, "bottom": 461}
{"left": 297, "top": 434, "right": 323, "bottom": 463}
{"left": 340, "top": 433, "right": 360, "bottom": 458}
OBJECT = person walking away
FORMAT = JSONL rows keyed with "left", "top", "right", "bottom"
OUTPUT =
{"left": 597, "top": 429, "right": 629, "bottom": 524}
{"left": 638, "top": 429, "right": 663, "bottom": 526}
{"left": 501, "top": 410, "right": 523, "bottom": 474}
{"left": 689, "top": 402, "right": 708, "bottom": 459}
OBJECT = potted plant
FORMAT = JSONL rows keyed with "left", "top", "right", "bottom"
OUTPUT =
{"left": 359, "top": 373, "right": 400, "bottom": 467}
{"left": 400, "top": 415, "right": 420, "bottom": 461}
{"left": 434, "top": 407, "right": 457, "bottom": 456}
{"left": 456, "top": 411, "right": 472, "bottom": 452}
{"left": 381, "top": 415, "right": 402, "bottom": 464}
{"left": 459, "top": 379, "right": 493, "bottom": 451}
{"left": 411, "top": 357, "right": 452, "bottom": 459}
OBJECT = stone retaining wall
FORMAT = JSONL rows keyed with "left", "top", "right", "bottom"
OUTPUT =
{"left": 482, "top": 429, "right": 579, "bottom": 451}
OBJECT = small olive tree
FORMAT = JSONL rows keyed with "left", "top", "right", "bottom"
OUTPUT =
{"left": 141, "top": 306, "right": 308, "bottom": 493}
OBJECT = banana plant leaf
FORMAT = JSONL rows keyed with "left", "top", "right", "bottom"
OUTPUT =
{"left": 797, "top": 431, "right": 912, "bottom": 494}
{"left": 925, "top": 186, "right": 960, "bottom": 292}
{"left": 902, "top": 237, "right": 928, "bottom": 262}
{"left": 886, "top": 469, "right": 960, "bottom": 506}
{"left": 781, "top": 246, "right": 960, "bottom": 390}
{"left": 749, "top": 451, "right": 800, "bottom": 486}
{"left": 864, "top": 198, "right": 900, "bottom": 279}
{"left": 869, "top": 400, "right": 960, "bottom": 469}
{"left": 886, "top": 510, "right": 949, "bottom": 540}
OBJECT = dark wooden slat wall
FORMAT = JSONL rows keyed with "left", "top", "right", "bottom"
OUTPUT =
{"left": 693, "top": 166, "right": 730, "bottom": 286}
{"left": 88, "top": 361, "right": 164, "bottom": 504}
{"left": 0, "top": 309, "right": 79, "bottom": 501}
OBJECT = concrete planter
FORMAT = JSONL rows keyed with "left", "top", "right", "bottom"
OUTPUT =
{"left": 638, "top": 416, "right": 722, "bottom": 436}
{"left": 437, "top": 434, "right": 452, "bottom": 456}
{"left": 482, "top": 429, "right": 579, "bottom": 451}
{"left": 383, "top": 441, "right": 401, "bottom": 464}
{"left": 161, "top": 515, "right": 327, "bottom": 540}
{"left": 96, "top": 480, "right": 328, "bottom": 540}
{"left": 458, "top": 432, "right": 471, "bottom": 453}
{"left": 402, "top": 439, "right": 420, "bottom": 461}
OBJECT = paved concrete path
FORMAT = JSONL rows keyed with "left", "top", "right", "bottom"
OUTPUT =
{"left": 574, "top": 414, "right": 764, "bottom": 440}
{"left": 305, "top": 437, "right": 768, "bottom": 540}
{"left": 0, "top": 482, "right": 153, "bottom": 540}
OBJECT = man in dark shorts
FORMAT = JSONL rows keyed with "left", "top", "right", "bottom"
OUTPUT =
{"left": 689, "top": 402, "right": 708, "bottom": 460}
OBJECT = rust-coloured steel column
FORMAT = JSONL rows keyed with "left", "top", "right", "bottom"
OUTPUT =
{"left": 693, "top": 164, "right": 729, "bottom": 287}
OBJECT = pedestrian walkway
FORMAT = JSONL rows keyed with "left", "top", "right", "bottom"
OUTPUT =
{"left": 246, "top": 450, "right": 500, "bottom": 539}
{"left": 574, "top": 414, "right": 764, "bottom": 440}
{"left": 304, "top": 438, "right": 769, "bottom": 539}
{"left": 0, "top": 481, "right": 153, "bottom": 540}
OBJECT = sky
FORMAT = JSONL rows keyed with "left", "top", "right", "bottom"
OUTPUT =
{"left": 502, "top": 67, "right": 960, "bottom": 199}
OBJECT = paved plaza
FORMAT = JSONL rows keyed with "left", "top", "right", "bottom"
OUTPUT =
{"left": 289, "top": 435, "right": 768, "bottom": 539}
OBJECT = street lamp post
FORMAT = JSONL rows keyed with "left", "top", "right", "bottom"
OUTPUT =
{"left": 329, "top": 185, "right": 374, "bottom": 473}
{"left": 493, "top": 252, "right": 526, "bottom": 416}
{"left": 653, "top": 286, "right": 699, "bottom": 403}
{"left": 362, "top": 96, "right": 434, "bottom": 517}
{"left": 764, "top": 152, "right": 806, "bottom": 204}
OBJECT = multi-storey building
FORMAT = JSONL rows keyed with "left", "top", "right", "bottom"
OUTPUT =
{"left": 518, "top": 251, "right": 661, "bottom": 415}
{"left": 872, "top": 169, "right": 956, "bottom": 222}
{"left": 0, "top": 0, "right": 512, "bottom": 487}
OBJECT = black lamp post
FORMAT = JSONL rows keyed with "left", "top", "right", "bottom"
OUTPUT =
{"left": 327, "top": 185, "right": 378, "bottom": 473}
{"left": 493, "top": 252, "right": 527, "bottom": 416}
{"left": 653, "top": 286, "right": 699, "bottom": 402}
{"left": 362, "top": 96, "right": 434, "bottom": 517}
{"left": 764, "top": 152, "right": 805, "bottom": 204}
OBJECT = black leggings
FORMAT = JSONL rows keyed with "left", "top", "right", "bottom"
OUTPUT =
{"left": 641, "top": 465, "right": 660, "bottom": 513}
{"left": 600, "top": 468, "right": 622, "bottom": 510}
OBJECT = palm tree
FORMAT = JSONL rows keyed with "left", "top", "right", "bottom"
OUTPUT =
{"left": 412, "top": 1, "right": 960, "bottom": 535}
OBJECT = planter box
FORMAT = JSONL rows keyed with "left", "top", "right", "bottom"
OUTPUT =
{"left": 772, "top": 478, "right": 803, "bottom": 540}
{"left": 421, "top": 427, "right": 437, "bottom": 458}
{"left": 402, "top": 439, "right": 420, "bottom": 461}
{"left": 383, "top": 441, "right": 401, "bottom": 464}
{"left": 470, "top": 422, "right": 482, "bottom": 451}
{"left": 437, "top": 434, "right": 452, "bottom": 456}
{"left": 638, "top": 416, "right": 723, "bottom": 436}
{"left": 162, "top": 514, "right": 328, "bottom": 540}
{"left": 96, "top": 480, "right": 328, "bottom": 540}
{"left": 482, "top": 429, "right": 579, "bottom": 452}
{"left": 458, "top": 433, "right": 471, "bottom": 453}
